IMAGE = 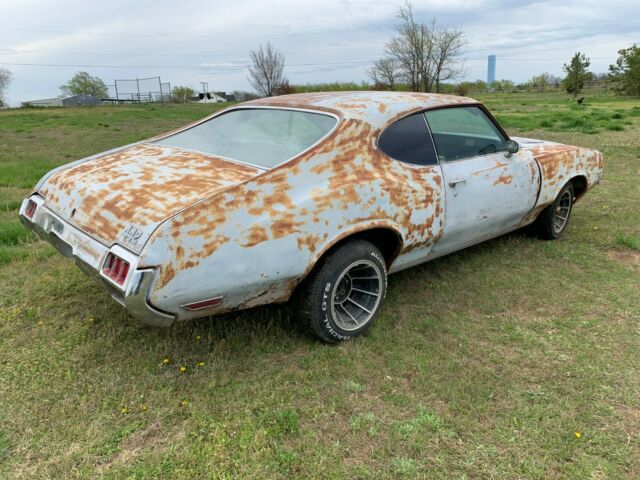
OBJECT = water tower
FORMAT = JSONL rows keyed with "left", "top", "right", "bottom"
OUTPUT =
{"left": 487, "top": 55, "right": 496, "bottom": 85}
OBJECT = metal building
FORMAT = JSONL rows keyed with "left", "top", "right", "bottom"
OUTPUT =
{"left": 26, "top": 95, "right": 101, "bottom": 107}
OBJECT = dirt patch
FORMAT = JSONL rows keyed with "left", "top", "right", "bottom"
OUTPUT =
{"left": 606, "top": 249, "right": 640, "bottom": 271}
{"left": 97, "top": 421, "right": 180, "bottom": 473}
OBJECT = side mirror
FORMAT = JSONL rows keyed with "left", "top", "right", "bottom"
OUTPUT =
{"left": 505, "top": 139, "right": 519, "bottom": 157}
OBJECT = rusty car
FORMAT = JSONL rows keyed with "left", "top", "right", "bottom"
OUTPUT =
{"left": 20, "top": 92, "right": 604, "bottom": 342}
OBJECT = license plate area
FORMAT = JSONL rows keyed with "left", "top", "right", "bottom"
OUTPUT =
{"left": 50, "top": 217, "right": 64, "bottom": 235}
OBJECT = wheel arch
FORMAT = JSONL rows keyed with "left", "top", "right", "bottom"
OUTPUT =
{"left": 570, "top": 174, "right": 588, "bottom": 201}
{"left": 293, "top": 224, "right": 403, "bottom": 295}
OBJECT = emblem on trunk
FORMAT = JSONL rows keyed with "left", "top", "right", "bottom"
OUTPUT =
{"left": 121, "top": 224, "right": 144, "bottom": 246}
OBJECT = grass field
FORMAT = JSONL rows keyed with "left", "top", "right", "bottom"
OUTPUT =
{"left": 0, "top": 92, "right": 639, "bottom": 479}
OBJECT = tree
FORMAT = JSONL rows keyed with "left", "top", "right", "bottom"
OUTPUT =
{"left": 473, "top": 79, "right": 488, "bottom": 92}
{"left": 274, "top": 80, "right": 295, "bottom": 95}
{"left": 0, "top": 68, "right": 11, "bottom": 107}
{"left": 60, "top": 71, "right": 108, "bottom": 98}
{"left": 562, "top": 53, "right": 592, "bottom": 97}
{"left": 609, "top": 44, "right": 640, "bottom": 96}
{"left": 248, "top": 42, "right": 287, "bottom": 97}
{"left": 171, "top": 85, "right": 195, "bottom": 102}
{"left": 454, "top": 81, "right": 473, "bottom": 96}
{"left": 491, "top": 79, "right": 514, "bottom": 92}
{"left": 381, "top": 2, "right": 465, "bottom": 93}
{"left": 367, "top": 57, "right": 398, "bottom": 90}
{"left": 431, "top": 24, "right": 465, "bottom": 92}
{"left": 232, "top": 90, "right": 260, "bottom": 102}
{"left": 529, "top": 72, "right": 559, "bottom": 92}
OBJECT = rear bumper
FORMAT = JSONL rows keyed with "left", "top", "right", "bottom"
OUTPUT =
{"left": 19, "top": 195, "right": 175, "bottom": 327}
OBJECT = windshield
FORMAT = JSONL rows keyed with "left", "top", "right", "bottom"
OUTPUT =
{"left": 154, "top": 108, "right": 337, "bottom": 169}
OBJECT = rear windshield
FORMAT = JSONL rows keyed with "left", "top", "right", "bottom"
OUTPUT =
{"left": 154, "top": 108, "right": 337, "bottom": 169}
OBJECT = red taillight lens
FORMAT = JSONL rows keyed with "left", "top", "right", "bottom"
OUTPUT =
{"left": 102, "top": 252, "right": 130, "bottom": 286}
{"left": 25, "top": 199, "right": 37, "bottom": 219}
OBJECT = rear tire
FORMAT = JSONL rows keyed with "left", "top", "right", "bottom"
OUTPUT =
{"left": 300, "top": 240, "right": 387, "bottom": 343}
{"left": 533, "top": 182, "right": 574, "bottom": 240}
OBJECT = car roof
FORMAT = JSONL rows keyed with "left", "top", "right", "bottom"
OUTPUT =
{"left": 243, "top": 91, "right": 480, "bottom": 128}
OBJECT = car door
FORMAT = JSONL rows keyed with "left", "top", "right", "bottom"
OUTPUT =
{"left": 425, "top": 106, "right": 540, "bottom": 256}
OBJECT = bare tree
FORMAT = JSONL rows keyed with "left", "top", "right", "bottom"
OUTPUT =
{"left": 248, "top": 42, "right": 287, "bottom": 97}
{"left": 380, "top": 2, "right": 465, "bottom": 93}
{"left": 385, "top": 3, "right": 428, "bottom": 92}
{"left": 0, "top": 68, "right": 12, "bottom": 107}
{"left": 367, "top": 57, "right": 398, "bottom": 90}
{"left": 432, "top": 26, "right": 465, "bottom": 92}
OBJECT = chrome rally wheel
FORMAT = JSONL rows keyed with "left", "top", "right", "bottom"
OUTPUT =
{"left": 330, "top": 259, "right": 384, "bottom": 332}
{"left": 301, "top": 240, "right": 387, "bottom": 343}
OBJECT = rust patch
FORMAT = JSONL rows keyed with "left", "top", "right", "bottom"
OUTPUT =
{"left": 528, "top": 161, "right": 539, "bottom": 184}
{"left": 156, "top": 264, "right": 175, "bottom": 290}
{"left": 297, "top": 233, "right": 328, "bottom": 254}
{"left": 38, "top": 144, "right": 261, "bottom": 248}
{"left": 493, "top": 174, "right": 513, "bottom": 186}
{"left": 243, "top": 225, "right": 269, "bottom": 248}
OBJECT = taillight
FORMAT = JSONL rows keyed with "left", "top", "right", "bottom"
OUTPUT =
{"left": 25, "top": 199, "right": 37, "bottom": 219}
{"left": 102, "top": 252, "right": 130, "bottom": 286}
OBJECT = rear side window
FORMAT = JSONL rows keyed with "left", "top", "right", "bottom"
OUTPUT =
{"left": 378, "top": 113, "right": 437, "bottom": 166}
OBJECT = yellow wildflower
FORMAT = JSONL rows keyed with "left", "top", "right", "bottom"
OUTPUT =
{"left": 195, "top": 335, "right": 202, "bottom": 341}
{"left": 197, "top": 361, "right": 205, "bottom": 367}
{"left": 120, "top": 406, "right": 128, "bottom": 415}
{"left": 162, "top": 358, "right": 170, "bottom": 365}
{"left": 575, "top": 432, "right": 581, "bottom": 438}
{"left": 179, "top": 366, "right": 187, "bottom": 373}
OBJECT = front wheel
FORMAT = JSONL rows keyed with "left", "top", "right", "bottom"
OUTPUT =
{"left": 533, "top": 182, "right": 574, "bottom": 240}
{"left": 301, "top": 240, "right": 387, "bottom": 343}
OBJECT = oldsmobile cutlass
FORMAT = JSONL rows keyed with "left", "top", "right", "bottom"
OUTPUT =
{"left": 20, "top": 92, "right": 604, "bottom": 342}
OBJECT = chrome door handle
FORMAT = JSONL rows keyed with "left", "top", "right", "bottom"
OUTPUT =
{"left": 448, "top": 178, "right": 466, "bottom": 188}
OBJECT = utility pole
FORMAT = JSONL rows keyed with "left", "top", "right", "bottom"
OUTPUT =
{"left": 200, "top": 81, "right": 209, "bottom": 103}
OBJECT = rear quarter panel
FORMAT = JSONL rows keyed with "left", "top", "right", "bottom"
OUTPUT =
{"left": 138, "top": 118, "right": 445, "bottom": 319}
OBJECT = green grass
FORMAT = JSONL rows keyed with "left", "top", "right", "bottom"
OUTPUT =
{"left": 1, "top": 94, "right": 639, "bottom": 479}
{"left": 615, "top": 234, "right": 640, "bottom": 251}
{"left": 475, "top": 91, "right": 640, "bottom": 134}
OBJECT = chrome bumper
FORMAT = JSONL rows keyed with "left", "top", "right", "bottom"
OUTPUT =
{"left": 19, "top": 195, "right": 175, "bottom": 327}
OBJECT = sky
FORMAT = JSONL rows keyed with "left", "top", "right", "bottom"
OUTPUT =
{"left": 0, "top": 0, "right": 638, "bottom": 105}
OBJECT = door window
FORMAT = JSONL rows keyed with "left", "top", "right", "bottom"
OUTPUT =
{"left": 424, "top": 107, "right": 507, "bottom": 162}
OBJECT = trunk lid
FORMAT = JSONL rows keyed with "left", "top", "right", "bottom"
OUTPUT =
{"left": 38, "top": 143, "right": 262, "bottom": 253}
